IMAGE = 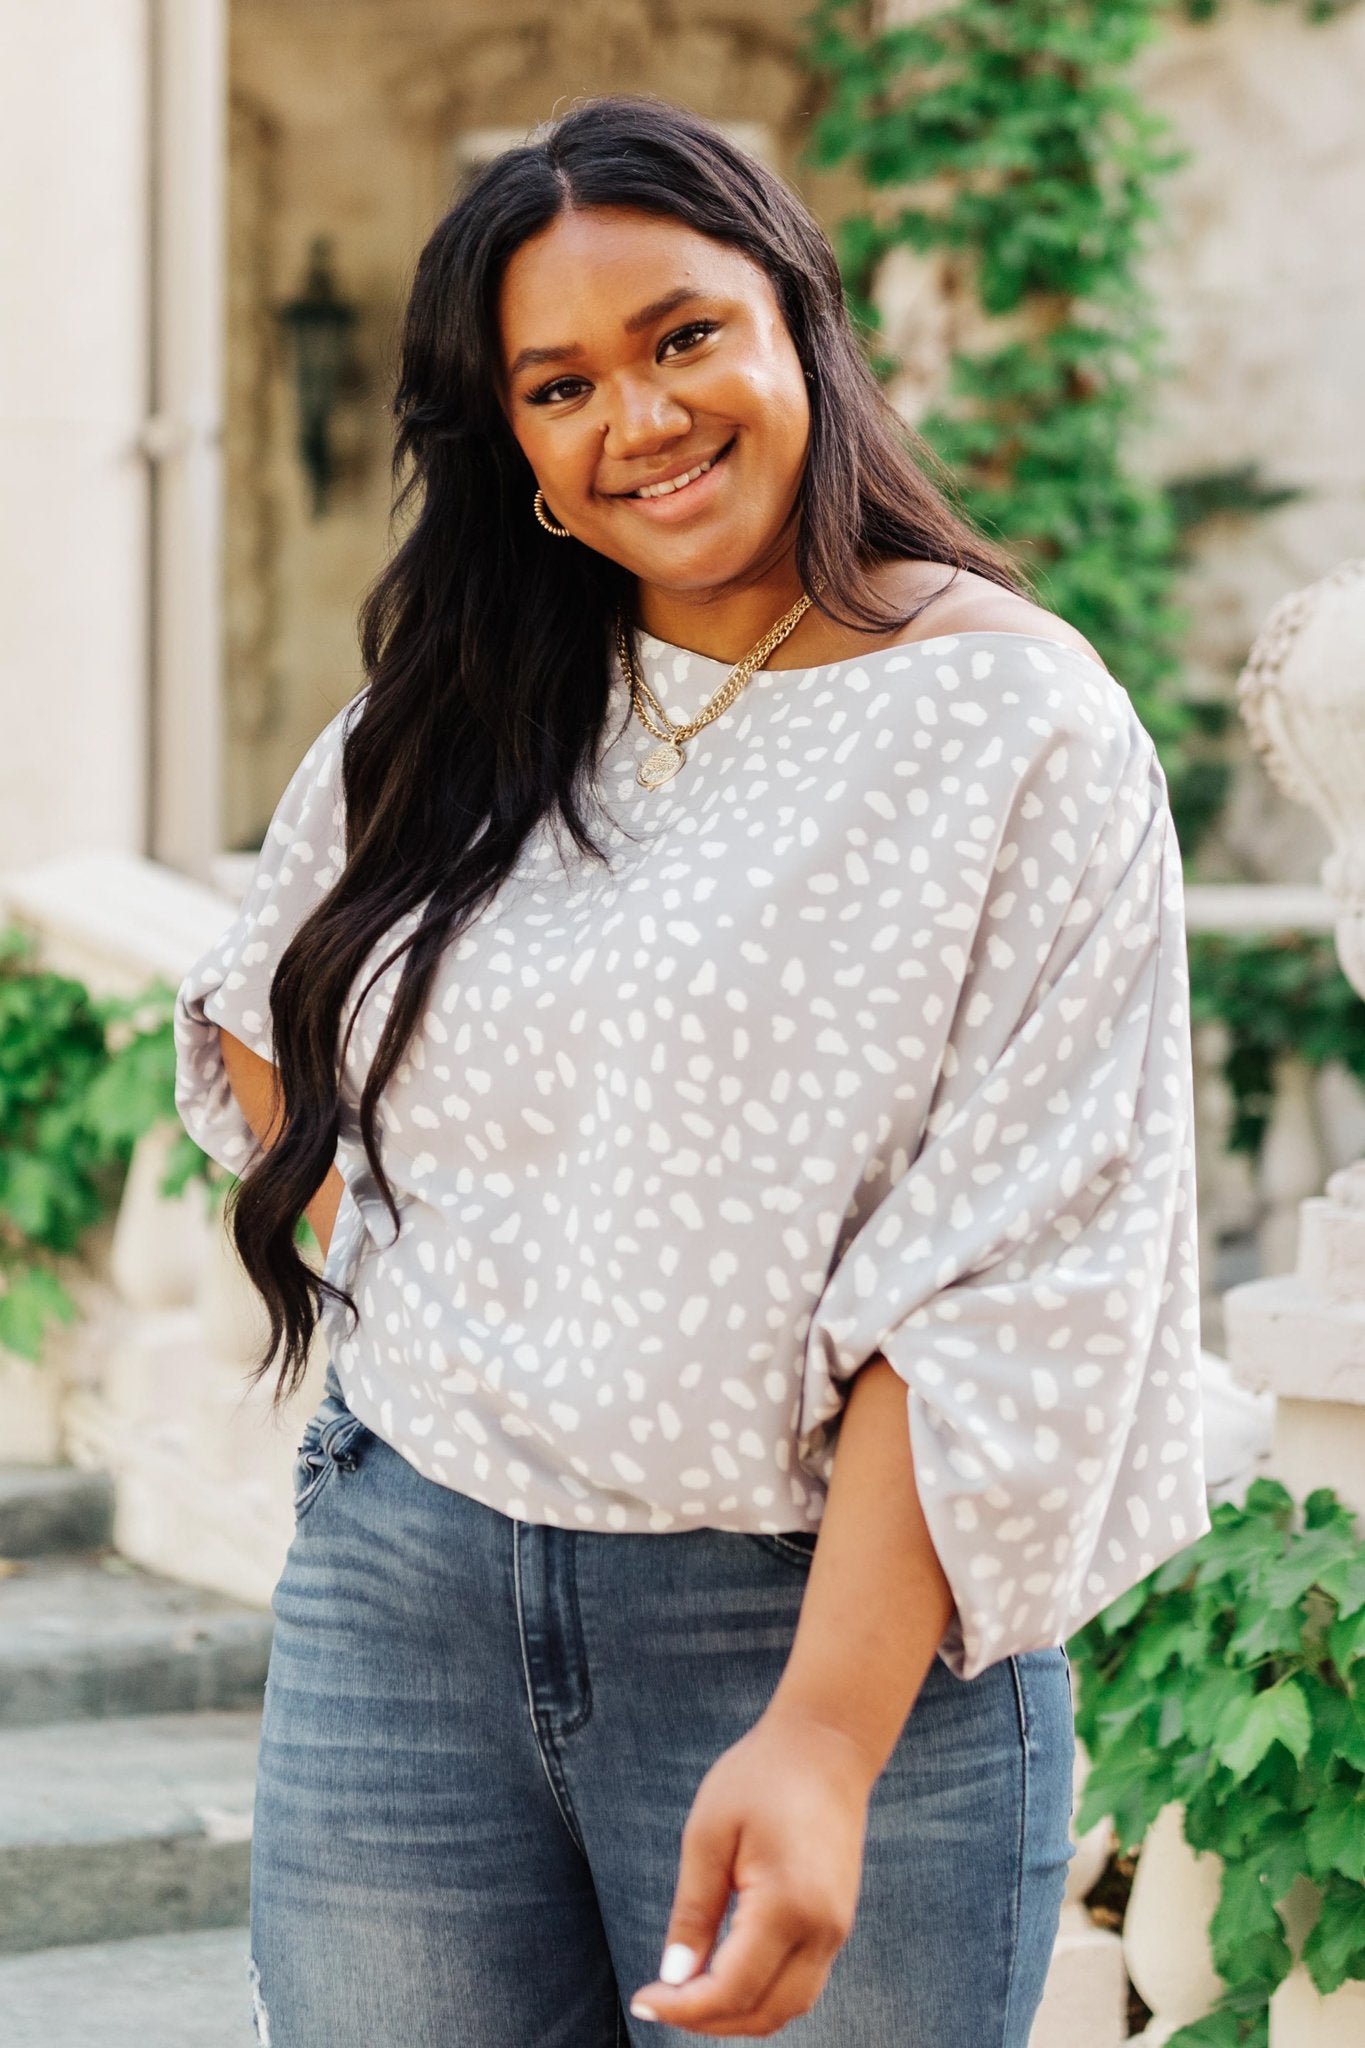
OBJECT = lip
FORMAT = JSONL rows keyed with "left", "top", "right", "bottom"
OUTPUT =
{"left": 608, "top": 435, "right": 738, "bottom": 512}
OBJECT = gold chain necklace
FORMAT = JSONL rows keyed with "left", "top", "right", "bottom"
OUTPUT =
{"left": 615, "top": 590, "right": 815, "bottom": 790}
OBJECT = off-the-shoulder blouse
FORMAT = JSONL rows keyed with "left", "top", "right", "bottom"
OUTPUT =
{"left": 174, "top": 627, "right": 1208, "bottom": 1678}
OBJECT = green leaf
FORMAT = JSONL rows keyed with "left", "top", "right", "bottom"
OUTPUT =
{"left": 1152, "top": 1551, "right": 1199, "bottom": 1597}
{"left": 1302, "top": 1875, "right": 1365, "bottom": 1996}
{"left": 1303, "top": 1489, "right": 1356, "bottom": 1534}
{"left": 0, "top": 1154, "right": 65, "bottom": 1239}
{"left": 1134, "top": 1605, "right": 1209, "bottom": 1678}
{"left": 1226, "top": 1602, "right": 1305, "bottom": 1665}
{"left": 0, "top": 924, "right": 197, "bottom": 1359}
{"left": 1260, "top": 1526, "right": 1363, "bottom": 1610}
{"left": 1305, "top": 1794, "right": 1365, "bottom": 1886}
{"left": 1184, "top": 1667, "right": 1256, "bottom": 1751}
{"left": 1209, "top": 1859, "right": 1293, "bottom": 1991}
{"left": 0, "top": 1265, "right": 79, "bottom": 1362}
{"left": 1251, "top": 1811, "right": 1314, "bottom": 1902}
{"left": 1329, "top": 1709, "right": 1365, "bottom": 1773}
{"left": 1242, "top": 1478, "right": 1297, "bottom": 1523}
{"left": 1320, "top": 1549, "right": 1365, "bottom": 1621}
{"left": 1215, "top": 1682, "right": 1313, "bottom": 1780}
{"left": 1075, "top": 1742, "right": 1172, "bottom": 1849}
{"left": 1157, "top": 1691, "right": 1185, "bottom": 1748}
{"left": 1167, "top": 2008, "right": 1265, "bottom": 2048}
{"left": 1090, "top": 1577, "right": 1153, "bottom": 1634}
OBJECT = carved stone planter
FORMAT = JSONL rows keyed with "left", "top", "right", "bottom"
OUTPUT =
{"left": 1122, "top": 1802, "right": 1225, "bottom": 2044}
{"left": 1271, "top": 1968, "right": 1365, "bottom": 2047}
{"left": 1238, "top": 558, "right": 1365, "bottom": 995}
{"left": 1027, "top": 1743, "right": 1126, "bottom": 2048}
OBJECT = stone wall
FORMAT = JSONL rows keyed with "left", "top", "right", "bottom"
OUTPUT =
{"left": 224, "top": 0, "right": 1365, "bottom": 867}
{"left": 877, "top": 0, "right": 1365, "bottom": 884}
{"left": 1137, "top": 1, "right": 1365, "bottom": 884}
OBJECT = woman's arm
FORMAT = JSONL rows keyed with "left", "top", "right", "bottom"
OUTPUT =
{"left": 218, "top": 1025, "right": 347, "bottom": 1260}
{"left": 629, "top": 1356, "right": 954, "bottom": 2036}
{"left": 766, "top": 1356, "right": 955, "bottom": 1771}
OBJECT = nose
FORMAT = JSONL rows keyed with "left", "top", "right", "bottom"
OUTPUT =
{"left": 601, "top": 370, "right": 691, "bottom": 462}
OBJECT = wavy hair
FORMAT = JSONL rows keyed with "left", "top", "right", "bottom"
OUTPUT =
{"left": 229, "top": 92, "right": 1025, "bottom": 1400}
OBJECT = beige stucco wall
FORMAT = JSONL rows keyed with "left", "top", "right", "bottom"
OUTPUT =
{"left": 224, "top": 0, "right": 1365, "bottom": 873}
{"left": 875, "top": 0, "right": 1365, "bottom": 883}
{"left": 1136, "top": 1, "right": 1365, "bottom": 881}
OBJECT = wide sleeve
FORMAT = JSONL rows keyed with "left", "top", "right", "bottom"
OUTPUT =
{"left": 172, "top": 698, "right": 358, "bottom": 1177}
{"left": 800, "top": 696, "right": 1208, "bottom": 1681}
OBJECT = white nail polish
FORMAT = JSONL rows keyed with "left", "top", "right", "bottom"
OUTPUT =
{"left": 659, "top": 1942, "right": 699, "bottom": 1985}
{"left": 629, "top": 1998, "right": 661, "bottom": 2022}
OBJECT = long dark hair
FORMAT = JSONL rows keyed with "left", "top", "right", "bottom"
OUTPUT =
{"left": 230, "top": 92, "right": 1026, "bottom": 1401}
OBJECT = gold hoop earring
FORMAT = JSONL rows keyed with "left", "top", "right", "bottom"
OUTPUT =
{"left": 533, "top": 488, "right": 571, "bottom": 538}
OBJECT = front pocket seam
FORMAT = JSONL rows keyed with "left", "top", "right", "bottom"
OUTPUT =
{"left": 292, "top": 1450, "right": 335, "bottom": 1521}
{"left": 745, "top": 1532, "right": 818, "bottom": 1567}
{"left": 293, "top": 1413, "right": 373, "bottom": 1521}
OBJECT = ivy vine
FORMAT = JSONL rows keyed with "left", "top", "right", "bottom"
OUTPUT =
{"left": 0, "top": 927, "right": 210, "bottom": 1364}
{"left": 1187, "top": 0, "right": 1359, "bottom": 19}
{"left": 1070, "top": 1479, "right": 1365, "bottom": 2042}
{"left": 799, "top": 0, "right": 1339, "bottom": 853}
{"left": 1188, "top": 931, "right": 1365, "bottom": 1158}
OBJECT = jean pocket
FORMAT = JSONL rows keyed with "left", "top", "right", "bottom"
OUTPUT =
{"left": 744, "top": 1531, "right": 819, "bottom": 1568}
{"left": 291, "top": 1395, "right": 370, "bottom": 1522}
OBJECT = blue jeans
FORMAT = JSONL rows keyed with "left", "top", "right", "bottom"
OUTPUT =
{"left": 249, "top": 1374, "right": 1075, "bottom": 2046}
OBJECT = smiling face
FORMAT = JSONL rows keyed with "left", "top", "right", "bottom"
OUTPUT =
{"left": 497, "top": 206, "right": 811, "bottom": 604}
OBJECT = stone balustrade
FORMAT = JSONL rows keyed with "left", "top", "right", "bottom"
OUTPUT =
{"left": 1184, "top": 883, "right": 1365, "bottom": 1340}
{"left": 1118, "top": 561, "right": 1365, "bottom": 2047}
{"left": 0, "top": 849, "right": 329, "bottom": 1604}
{"left": 1232, "top": 566, "right": 1365, "bottom": 2046}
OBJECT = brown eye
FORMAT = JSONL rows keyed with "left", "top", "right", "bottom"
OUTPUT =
{"left": 658, "top": 320, "right": 718, "bottom": 360}
{"left": 525, "top": 376, "right": 589, "bottom": 407}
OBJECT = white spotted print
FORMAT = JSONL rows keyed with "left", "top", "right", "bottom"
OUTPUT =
{"left": 173, "top": 629, "right": 1207, "bottom": 1678}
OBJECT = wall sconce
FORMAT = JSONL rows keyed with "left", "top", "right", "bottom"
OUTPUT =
{"left": 277, "top": 237, "right": 358, "bottom": 518}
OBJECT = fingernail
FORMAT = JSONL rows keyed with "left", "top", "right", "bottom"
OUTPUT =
{"left": 629, "top": 1997, "right": 661, "bottom": 2022}
{"left": 659, "top": 1942, "right": 700, "bottom": 1985}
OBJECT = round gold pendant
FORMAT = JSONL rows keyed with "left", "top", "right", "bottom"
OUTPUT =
{"left": 638, "top": 740, "right": 685, "bottom": 789}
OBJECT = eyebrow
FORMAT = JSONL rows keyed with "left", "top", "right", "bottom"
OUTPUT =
{"left": 507, "top": 288, "right": 707, "bottom": 383}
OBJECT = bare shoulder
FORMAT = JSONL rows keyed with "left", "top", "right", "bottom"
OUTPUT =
{"left": 875, "top": 563, "right": 1105, "bottom": 669}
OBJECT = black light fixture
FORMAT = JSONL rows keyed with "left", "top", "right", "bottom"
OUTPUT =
{"left": 277, "top": 237, "right": 358, "bottom": 518}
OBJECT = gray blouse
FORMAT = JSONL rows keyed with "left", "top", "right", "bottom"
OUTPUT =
{"left": 174, "top": 627, "right": 1208, "bottom": 1678}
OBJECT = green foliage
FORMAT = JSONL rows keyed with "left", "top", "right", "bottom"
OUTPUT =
{"left": 799, "top": 0, "right": 1336, "bottom": 855}
{"left": 1188, "top": 931, "right": 1365, "bottom": 1156}
{"left": 802, "top": 1, "right": 1193, "bottom": 762}
{"left": 1167, "top": 463, "right": 1304, "bottom": 547}
{"left": 1070, "top": 1481, "right": 1365, "bottom": 2035}
{"left": 1185, "top": 0, "right": 1360, "bottom": 20}
{"left": 0, "top": 925, "right": 212, "bottom": 1363}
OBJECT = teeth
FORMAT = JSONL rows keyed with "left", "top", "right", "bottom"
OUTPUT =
{"left": 633, "top": 450, "right": 722, "bottom": 499}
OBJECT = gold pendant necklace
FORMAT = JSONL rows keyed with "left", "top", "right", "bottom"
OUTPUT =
{"left": 616, "top": 589, "right": 815, "bottom": 791}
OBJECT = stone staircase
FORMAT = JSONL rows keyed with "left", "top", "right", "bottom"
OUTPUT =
{"left": 0, "top": 1465, "right": 272, "bottom": 2046}
{"left": 0, "top": 1464, "right": 1130, "bottom": 2046}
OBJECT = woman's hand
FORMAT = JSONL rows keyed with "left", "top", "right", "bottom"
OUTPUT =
{"left": 631, "top": 1359, "right": 957, "bottom": 2036}
{"left": 628, "top": 1703, "right": 877, "bottom": 2037}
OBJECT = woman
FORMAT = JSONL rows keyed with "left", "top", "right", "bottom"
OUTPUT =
{"left": 175, "top": 95, "right": 1206, "bottom": 2047}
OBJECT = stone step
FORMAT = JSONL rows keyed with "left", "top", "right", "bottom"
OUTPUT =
{"left": 0, "top": 1466, "right": 114, "bottom": 1559}
{"left": 0, "top": 1927, "right": 252, "bottom": 2046}
{"left": 0, "top": 1710, "right": 258, "bottom": 1953}
{"left": 0, "top": 1555, "right": 272, "bottom": 1726}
